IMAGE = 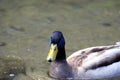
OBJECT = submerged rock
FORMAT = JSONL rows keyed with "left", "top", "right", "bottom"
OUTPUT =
{"left": 0, "top": 42, "right": 6, "bottom": 47}
{"left": 13, "top": 74, "right": 32, "bottom": 80}
{"left": 101, "top": 22, "right": 112, "bottom": 27}
{"left": 0, "top": 56, "right": 25, "bottom": 80}
{"left": 9, "top": 26, "right": 25, "bottom": 32}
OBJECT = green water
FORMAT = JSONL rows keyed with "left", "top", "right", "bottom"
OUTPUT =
{"left": 0, "top": 0, "right": 120, "bottom": 80}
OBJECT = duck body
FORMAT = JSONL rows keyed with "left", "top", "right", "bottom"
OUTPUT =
{"left": 47, "top": 31, "right": 120, "bottom": 79}
{"left": 67, "top": 45, "right": 120, "bottom": 79}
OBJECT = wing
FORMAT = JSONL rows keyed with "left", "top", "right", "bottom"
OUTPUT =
{"left": 67, "top": 45, "right": 120, "bottom": 70}
{"left": 84, "top": 61, "right": 120, "bottom": 79}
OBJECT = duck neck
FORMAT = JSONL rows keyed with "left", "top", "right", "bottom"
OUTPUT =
{"left": 49, "top": 60, "right": 73, "bottom": 79}
{"left": 55, "top": 47, "right": 66, "bottom": 61}
{"left": 49, "top": 46, "right": 73, "bottom": 79}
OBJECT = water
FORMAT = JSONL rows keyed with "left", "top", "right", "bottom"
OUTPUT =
{"left": 0, "top": 0, "right": 120, "bottom": 80}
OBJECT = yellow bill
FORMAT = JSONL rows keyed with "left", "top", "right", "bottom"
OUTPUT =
{"left": 46, "top": 44, "right": 58, "bottom": 62}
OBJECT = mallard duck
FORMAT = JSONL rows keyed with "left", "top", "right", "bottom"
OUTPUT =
{"left": 46, "top": 31, "right": 120, "bottom": 79}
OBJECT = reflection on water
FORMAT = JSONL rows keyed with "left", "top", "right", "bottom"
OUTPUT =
{"left": 0, "top": 0, "right": 120, "bottom": 80}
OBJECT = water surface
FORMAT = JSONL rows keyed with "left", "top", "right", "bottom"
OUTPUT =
{"left": 0, "top": 0, "right": 120, "bottom": 80}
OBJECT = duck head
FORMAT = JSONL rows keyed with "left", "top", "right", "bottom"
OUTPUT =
{"left": 46, "top": 31, "right": 66, "bottom": 62}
